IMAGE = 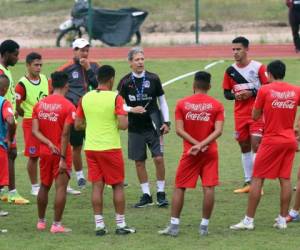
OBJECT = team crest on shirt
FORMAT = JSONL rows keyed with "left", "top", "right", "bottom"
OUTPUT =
{"left": 72, "top": 71, "right": 79, "bottom": 79}
{"left": 144, "top": 80, "right": 150, "bottom": 88}
{"left": 29, "top": 146, "right": 36, "bottom": 155}
{"left": 128, "top": 95, "right": 136, "bottom": 101}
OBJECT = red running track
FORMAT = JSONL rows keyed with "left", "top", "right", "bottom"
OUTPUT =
{"left": 19, "top": 44, "right": 299, "bottom": 61}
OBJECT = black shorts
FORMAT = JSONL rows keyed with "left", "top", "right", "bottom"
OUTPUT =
{"left": 128, "top": 130, "right": 163, "bottom": 161}
{"left": 70, "top": 125, "right": 85, "bottom": 147}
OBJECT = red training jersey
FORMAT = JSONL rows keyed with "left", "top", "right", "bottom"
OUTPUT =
{"left": 175, "top": 93, "right": 224, "bottom": 153}
{"left": 223, "top": 60, "right": 268, "bottom": 118}
{"left": 254, "top": 82, "right": 300, "bottom": 144}
{"left": 32, "top": 94, "right": 76, "bottom": 155}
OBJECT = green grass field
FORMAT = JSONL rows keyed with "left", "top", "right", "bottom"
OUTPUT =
{"left": 0, "top": 0, "right": 288, "bottom": 23}
{"left": 1, "top": 58, "right": 300, "bottom": 250}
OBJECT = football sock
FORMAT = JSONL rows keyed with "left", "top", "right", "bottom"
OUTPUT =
{"left": 53, "top": 221, "right": 61, "bottom": 226}
{"left": 116, "top": 214, "right": 126, "bottom": 228}
{"left": 140, "top": 183, "right": 151, "bottom": 195}
{"left": 32, "top": 184, "right": 39, "bottom": 189}
{"left": 170, "top": 217, "right": 180, "bottom": 225}
{"left": 200, "top": 218, "right": 209, "bottom": 226}
{"left": 243, "top": 215, "right": 254, "bottom": 225}
{"left": 277, "top": 215, "right": 286, "bottom": 224}
{"left": 289, "top": 209, "right": 299, "bottom": 217}
{"left": 9, "top": 189, "right": 16, "bottom": 194}
{"left": 241, "top": 152, "right": 253, "bottom": 183}
{"left": 76, "top": 170, "right": 85, "bottom": 180}
{"left": 95, "top": 215, "right": 105, "bottom": 229}
{"left": 156, "top": 180, "right": 165, "bottom": 192}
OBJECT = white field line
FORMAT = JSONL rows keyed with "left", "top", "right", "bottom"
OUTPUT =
{"left": 162, "top": 60, "right": 224, "bottom": 88}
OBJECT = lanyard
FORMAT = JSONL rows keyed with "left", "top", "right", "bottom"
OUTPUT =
{"left": 131, "top": 73, "right": 146, "bottom": 101}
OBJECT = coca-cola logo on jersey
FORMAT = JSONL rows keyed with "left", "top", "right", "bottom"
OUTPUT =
{"left": 184, "top": 102, "right": 212, "bottom": 111}
{"left": 38, "top": 111, "right": 59, "bottom": 122}
{"left": 271, "top": 100, "right": 295, "bottom": 109}
{"left": 185, "top": 111, "right": 211, "bottom": 121}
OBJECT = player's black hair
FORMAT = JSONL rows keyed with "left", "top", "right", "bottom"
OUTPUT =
{"left": 0, "top": 40, "right": 20, "bottom": 56}
{"left": 51, "top": 71, "right": 68, "bottom": 88}
{"left": 26, "top": 52, "right": 42, "bottom": 64}
{"left": 267, "top": 60, "right": 286, "bottom": 80}
{"left": 194, "top": 71, "right": 211, "bottom": 90}
{"left": 97, "top": 65, "right": 115, "bottom": 84}
{"left": 232, "top": 36, "right": 249, "bottom": 48}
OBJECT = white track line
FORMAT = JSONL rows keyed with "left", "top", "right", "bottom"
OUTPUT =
{"left": 162, "top": 60, "right": 224, "bottom": 88}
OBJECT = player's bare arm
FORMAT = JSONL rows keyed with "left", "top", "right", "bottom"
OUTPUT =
{"left": 15, "top": 102, "right": 24, "bottom": 117}
{"left": 252, "top": 108, "right": 262, "bottom": 121}
{"left": 5, "top": 114, "right": 16, "bottom": 153}
{"left": 117, "top": 114, "right": 128, "bottom": 130}
{"left": 59, "top": 122, "right": 71, "bottom": 174}
{"left": 175, "top": 119, "right": 199, "bottom": 145}
{"left": 74, "top": 116, "right": 86, "bottom": 131}
{"left": 188, "top": 120, "right": 224, "bottom": 156}
{"left": 32, "top": 118, "right": 60, "bottom": 155}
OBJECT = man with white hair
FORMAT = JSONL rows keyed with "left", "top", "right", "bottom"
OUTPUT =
{"left": 57, "top": 38, "right": 99, "bottom": 193}
{"left": 117, "top": 47, "right": 171, "bottom": 208}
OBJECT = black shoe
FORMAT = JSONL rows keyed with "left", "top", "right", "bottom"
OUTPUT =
{"left": 134, "top": 193, "right": 153, "bottom": 208}
{"left": 77, "top": 178, "right": 86, "bottom": 189}
{"left": 156, "top": 192, "right": 169, "bottom": 207}
{"left": 115, "top": 226, "right": 136, "bottom": 235}
{"left": 95, "top": 227, "right": 108, "bottom": 236}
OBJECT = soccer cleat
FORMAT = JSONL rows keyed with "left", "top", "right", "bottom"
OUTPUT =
{"left": 0, "top": 189, "right": 8, "bottom": 202}
{"left": 156, "top": 192, "right": 169, "bottom": 207}
{"left": 95, "top": 227, "right": 108, "bottom": 236}
{"left": 50, "top": 224, "right": 72, "bottom": 233}
{"left": 230, "top": 220, "right": 254, "bottom": 230}
{"left": 273, "top": 221, "right": 287, "bottom": 229}
{"left": 8, "top": 191, "right": 30, "bottom": 205}
{"left": 199, "top": 225, "right": 208, "bottom": 236}
{"left": 286, "top": 214, "right": 300, "bottom": 223}
{"left": 31, "top": 187, "right": 40, "bottom": 196}
{"left": 134, "top": 193, "right": 154, "bottom": 208}
{"left": 37, "top": 221, "right": 46, "bottom": 231}
{"left": 115, "top": 226, "right": 136, "bottom": 235}
{"left": 0, "top": 210, "right": 8, "bottom": 217}
{"left": 0, "top": 229, "right": 7, "bottom": 233}
{"left": 67, "top": 186, "right": 81, "bottom": 195}
{"left": 158, "top": 224, "right": 179, "bottom": 237}
{"left": 233, "top": 182, "right": 250, "bottom": 194}
{"left": 77, "top": 178, "right": 86, "bottom": 189}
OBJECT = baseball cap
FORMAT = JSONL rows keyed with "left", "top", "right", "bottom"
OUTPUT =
{"left": 72, "top": 38, "right": 90, "bottom": 49}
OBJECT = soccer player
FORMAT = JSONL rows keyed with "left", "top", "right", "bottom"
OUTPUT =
{"left": 159, "top": 71, "right": 224, "bottom": 237}
{"left": 223, "top": 36, "right": 268, "bottom": 193}
{"left": 117, "top": 47, "right": 171, "bottom": 208}
{"left": 230, "top": 60, "right": 300, "bottom": 230}
{"left": 57, "top": 38, "right": 99, "bottom": 191}
{"left": 75, "top": 65, "right": 135, "bottom": 236}
{"left": 15, "top": 52, "right": 49, "bottom": 196}
{"left": 32, "top": 72, "right": 74, "bottom": 233}
{"left": 0, "top": 40, "right": 29, "bottom": 204}
{"left": 0, "top": 75, "right": 16, "bottom": 217}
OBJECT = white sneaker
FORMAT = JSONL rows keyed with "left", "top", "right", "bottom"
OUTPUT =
{"left": 67, "top": 186, "right": 81, "bottom": 195}
{"left": 0, "top": 210, "right": 8, "bottom": 217}
{"left": 273, "top": 221, "right": 287, "bottom": 229}
{"left": 230, "top": 220, "right": 254, "bottom": 230}
{"left": 31, "top": 187, "right": 40, "bottom": 196}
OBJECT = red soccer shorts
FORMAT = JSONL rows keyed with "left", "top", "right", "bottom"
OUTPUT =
{"left": 253, "top": 142, "right": 297, "bottom": 179}
{"left": 234, "top": 117, "right": 263, "bottom": 142}
{"left": 0, "top": 146, "right": 9, "bottom": 186}
{"left": 175, "top": 150, "right": 219, "bottom": 188}
{"left": 39, "top": 151, "right": 72, "bottom": 187}
{"left": 85, "top": 149, "right": 124, "bottom": 185}
{"left": 22, "top": 119, "right": 40, "bottom": 157}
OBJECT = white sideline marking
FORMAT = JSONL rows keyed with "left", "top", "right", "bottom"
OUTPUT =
{"left": 162, "top": 60, "right": 224, "bottom": 88}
